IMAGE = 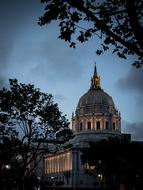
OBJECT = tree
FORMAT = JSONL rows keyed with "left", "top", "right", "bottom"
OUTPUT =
{"left": 81, "top": 138, "right": 143, "bottom": 189}
{"left": 0, "top": 79, "right": 72, "bottom": 189}
{"left": 0, "top": 125, "right": 19, "bottom": 166}
{"left": 0, "top": 124, "right": 19, "bottom": 189}
{"left": 39, "top": 0, "right": 143, "bottom": 68}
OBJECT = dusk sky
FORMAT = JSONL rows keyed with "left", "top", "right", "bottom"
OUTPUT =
{"left": 0, "top": 0, "right": 143, "bottom": 141}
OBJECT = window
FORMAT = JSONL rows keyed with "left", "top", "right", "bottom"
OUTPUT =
{"left": 80, "top": 180, "right": 83, "bottom": 184}
{"left": 105, "top": 121, "right": 109, "bottom": 130}
{"left": 96, "top": 121, "right": 100, "bottom": 130}
{"left": 80, "top": 122, "right": 82, "bottom": 131}
{"left": 87, "top": 121, "right": 91, "bottom": 130}
{"left": 113, "top": 122, "right": 115, "bottom": 130}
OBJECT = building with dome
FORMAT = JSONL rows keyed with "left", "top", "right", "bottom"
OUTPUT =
{"left": 43, "top": 65, "right": 130, "bottom": 189}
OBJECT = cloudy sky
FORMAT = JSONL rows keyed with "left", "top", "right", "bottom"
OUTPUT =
{"left": 0, "top": 0, "right": 143, "bottom": 141}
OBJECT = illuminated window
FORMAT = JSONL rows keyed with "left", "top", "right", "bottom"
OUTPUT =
{"left": 97, "top": 121, "right": 100, "bottom": 130}
{"left": 87, "top": 121, "right": 91, "bottom": 130}
{"left": 105, "top": 121, "right": 109, "bottom": 129}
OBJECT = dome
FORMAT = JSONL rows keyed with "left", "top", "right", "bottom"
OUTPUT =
{"left": 71, "top": 64, "right": 121, "bottom": 144}
{"left": 76, "top": 88, "right": 115, "bottom": 115}
{"left": 76, "top": 65, "right": 116, "bottom": 115}
{"left": 78, "top": 88, "right": 114, "bottom": 107}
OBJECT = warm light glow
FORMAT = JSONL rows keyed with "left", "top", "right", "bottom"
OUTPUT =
{"left": 45, "top": 150, "right": 72, "bottom": 174}
{"left": 98, "top": 174, "right": 103, "bottom": 180}
{"left": 5, "top": 165, "right": 11, "bottom": 169}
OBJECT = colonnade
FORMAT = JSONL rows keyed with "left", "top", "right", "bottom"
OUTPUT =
{"left": 45, "top": 150, "right": 72, "bottom": 174}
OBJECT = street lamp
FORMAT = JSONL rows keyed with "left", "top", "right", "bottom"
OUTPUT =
{"left": 50, "top": 176, "right": 57, "bottom": 190}
{"left": 98, "top": 173, "right": 103, "bottom": 190}
{"left": 5, "top": 165, "right": 11, "bottom": 169}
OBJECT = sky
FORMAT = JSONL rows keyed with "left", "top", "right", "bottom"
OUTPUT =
{"left": 0, "top": 0, "right": 143, "bottom": 141}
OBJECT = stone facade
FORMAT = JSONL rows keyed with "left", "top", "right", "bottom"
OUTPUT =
{"left": 43, "top": 65, "right": 129, "bottom": 189}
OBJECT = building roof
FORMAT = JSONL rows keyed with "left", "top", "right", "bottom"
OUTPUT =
{"left": 76, "top": 64, "right": 116, "bottom": 116}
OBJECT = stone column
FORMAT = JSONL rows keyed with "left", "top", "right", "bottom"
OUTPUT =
{"left": 72, "top": 147, "right": 79, "bottom": 189}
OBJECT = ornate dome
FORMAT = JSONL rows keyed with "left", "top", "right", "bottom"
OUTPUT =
{"left": 76, "top": 88, "right": 115, "bottom": 115}
{"left": 70, "top": 64, "right": 121, "bottom": 145}
{"left": 76, "top": 65, "right": 116, "bottom": 116}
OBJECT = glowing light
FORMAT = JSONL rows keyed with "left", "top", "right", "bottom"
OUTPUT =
{"left": 98, "top": 174, "right": 103, "bottom": 180}
{"left": 45, "top": 150, "right": 72, "bottom": 174}
{"left": 5, "top": 165, "right": 11, "bottom": 169}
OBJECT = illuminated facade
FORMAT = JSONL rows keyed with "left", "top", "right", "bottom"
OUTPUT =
{"left": 45, "top": 149, "right": 72, "bottom": 174}
{"left": 43, "top": 65, "right": 128, "bottom": 188}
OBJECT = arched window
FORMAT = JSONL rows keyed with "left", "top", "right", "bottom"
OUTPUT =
{"left": 105, "top": 121, "right": 109, "bottom": 130}
{"left": 113, "top": 122, "right": 116, "bottom": 130}
{"left": 87, "top": 121, "right": 91, "bottom": 130}
{"left": 80, "top": 122, "right": 83, "bottom": 131}
{"left": 96, "top": 121, "right": 100, "bottom": 130}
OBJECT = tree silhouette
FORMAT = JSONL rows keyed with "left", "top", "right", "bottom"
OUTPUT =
{"left": 0, "top": 124, "right": 19, "bottom": 188}
{"left": 0, "top": 125, "right": 18, "bottom": 164}
{"left": 81, "top": 138, "right": 143, "bottom": 189}
{"left": 0, "top": 79, "right": 72, "bottom": 189}
{"left": 39, "top": 0, "right": 143, "bottom": 68}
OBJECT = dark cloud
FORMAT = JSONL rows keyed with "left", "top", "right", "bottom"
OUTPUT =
{"left": 30, "top": 49, "right": 83, "bottom": 82}
{"left": 18, "top": 27, "right": 86, "bottom": 85}
{"left": 122, "top": 120, "right": 143, "bottom": 141}
{"left": 0, "top": 0, "right": 84, "bottom": 88}
{"left": 116, "top": 67, "right": 143, "bottom": 106}
{"left": 0, "top": 0, "right": 44, "bottom": 86}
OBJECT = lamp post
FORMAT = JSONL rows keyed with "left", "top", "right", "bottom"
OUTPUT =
{"left": 50, "top": 176, "right": 57, "bottom": 190}
{"left": 98, "top": 173, "right": 103, "bottom": 190}
{"left": 5, "top": 165, "right": 11, "bottom": 170}
{"left": 3, "top": 164, "right": 11, "bottom": 189}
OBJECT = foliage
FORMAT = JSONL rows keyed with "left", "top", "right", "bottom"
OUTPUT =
{"left": 0, "top": 125, "right": 19, "bottom": 165}
{"left": 0, "top": 124, "right": 20, "bottom": 188}
{"left": 56, "top": 128, "right": 73, "bottom": 142}
{"left": 81, "top": 138, "right": 143, "bottom": 188}
{"left": 39, "top": 0, "right": 143, "bottom": 68}
{"left": 0, "top": 79, "right": 71, "bottom": 179}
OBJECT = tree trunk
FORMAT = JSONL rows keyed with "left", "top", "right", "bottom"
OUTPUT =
{"left": 18, "top": 177, "right": 24, "bottom": 190}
